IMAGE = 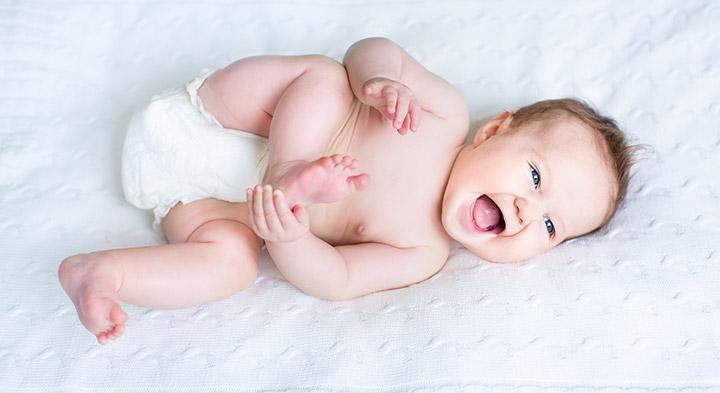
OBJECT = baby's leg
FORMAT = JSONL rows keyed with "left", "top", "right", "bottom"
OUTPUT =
{"left": 58, "top": 56, "right": 362, "bottom": 343}
{"left": 202, "top": 55, "right": 368, "bottom": 205}
{"left": 202, "top": 55, "right": 354, "bottom": 161}
{"left": 59, "top": 200, "right": 261, "bottom": 344}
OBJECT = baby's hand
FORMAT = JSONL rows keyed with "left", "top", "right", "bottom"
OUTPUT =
{"left": 247, "top": 185, "right": 310, "bottom": 243}
{"left": 361, "top": 77, "right": 422, "bottom": 135}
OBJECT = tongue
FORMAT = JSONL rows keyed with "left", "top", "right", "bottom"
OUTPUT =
{"left": 473, "top": 195, "right": 502, "bottom": 230}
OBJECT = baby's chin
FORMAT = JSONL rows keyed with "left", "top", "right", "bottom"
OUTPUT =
{"left": 462, "top": 241, "right": 538, "bottom": 264}
{"left": 451, "top": 230, "right": 549, "bottom": 264}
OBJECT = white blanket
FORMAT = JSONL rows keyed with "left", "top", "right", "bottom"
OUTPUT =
{"left": 1, "top": 0, "right": 719, "bottom": 391}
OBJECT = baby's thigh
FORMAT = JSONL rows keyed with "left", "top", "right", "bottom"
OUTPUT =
{"left": 162, "top": 198, "right": 260, "bottom": 249}
{"left": 201, "top": 54, "right": 351, "bottom": 137}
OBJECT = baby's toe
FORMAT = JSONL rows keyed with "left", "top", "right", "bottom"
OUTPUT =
{"left": 348, "top": 173, "right": 370, "bottom": 191}
{"left": 109, "top": 303, "right": 128, "bottom": 325}
{"left": 319, "top": 157, "right": 333, "bottom": 167}
{"left": 110, "top": 324, "right": 125, "bottom": 337}
{"left": 79, "top": 301, "right": 112, "bottom": 334}
{"left": 340, "top": 156, "right": 353, "bottom": 167}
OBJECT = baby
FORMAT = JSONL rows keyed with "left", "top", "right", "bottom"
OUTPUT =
{"left": 58, "top": 37, "right": 635, "bottom": 344}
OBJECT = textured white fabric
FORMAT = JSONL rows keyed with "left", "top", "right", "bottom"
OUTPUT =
{"left": 1, "top": 0, "right": 719, "bottom": 392}
{"left": 121, "top": 69, "right": 268, "bottom": 235}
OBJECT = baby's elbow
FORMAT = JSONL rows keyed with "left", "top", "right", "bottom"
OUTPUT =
{"left": 345, "top": 37, "right": 397, "bottom": 58}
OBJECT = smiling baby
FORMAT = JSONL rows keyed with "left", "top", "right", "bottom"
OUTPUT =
{"left": 58, "top": 37, "right": 637, "bottom": 344}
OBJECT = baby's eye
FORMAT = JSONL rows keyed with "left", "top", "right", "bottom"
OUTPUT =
{"left": 543, "top": 216, "right": 556, "bottom": 238}
{"left": 530, "top": 164, "right": 540, "bottom": 189}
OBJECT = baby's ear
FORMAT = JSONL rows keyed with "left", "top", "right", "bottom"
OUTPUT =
{"left": 473, "top": 111, "right": 513, "bottom": 146}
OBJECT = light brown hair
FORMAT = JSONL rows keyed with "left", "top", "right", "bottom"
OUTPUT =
{"left": 510, "top": 98, "right": 643, "bottom": 239}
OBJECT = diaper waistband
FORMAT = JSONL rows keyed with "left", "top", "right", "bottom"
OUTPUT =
{"left": 185, "top": 68, "right": 224, "bottom": 128}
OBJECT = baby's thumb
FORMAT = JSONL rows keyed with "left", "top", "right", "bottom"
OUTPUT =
{"left": 363, "top": 78, "right": 383, "bottom": 96}
{"left": 292, "top": 204, "right": 309, "bottom": 225}
{"left": 363, "top": 84, "right": 375, "bottom": 96}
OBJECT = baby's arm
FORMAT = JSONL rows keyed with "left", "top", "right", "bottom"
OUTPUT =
{"left": 247, "top": 185, "right": 447, "bottom": 300}
{"left": 343, "top": 37, "right": 469, "bottom": 131}
{"left": 272, "top": 232, "right": 447, "bottom": 300}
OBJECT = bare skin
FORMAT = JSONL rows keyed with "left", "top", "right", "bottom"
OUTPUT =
{"left": 268, "top": 156, "right": 370, "bottom": 206}
{"left": 59, "top": 43, "right": 465, "bottom": 343}
{"left": 55, "top": 38, "right": 478, "bottom": 344}
{"left": 59, "top": 154, "right": 370, "bottom": 343}
{"left": 59, "top": 38, "right": 615, "bottom": 344}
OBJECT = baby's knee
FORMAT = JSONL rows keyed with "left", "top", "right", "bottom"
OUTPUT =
{"left": 223, "top": 241, "right": 259, "bottom": 291}
{"left": 304, "top": 54, "right": 345, "bottom": 74}
{"left": 189, "top": 219, "right": 261, "bottom": 287}
{"left": 304, "top": 56, "right": 352, "bottom": 92}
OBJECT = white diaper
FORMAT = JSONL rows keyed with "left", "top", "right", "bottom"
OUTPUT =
{"left": 121, "top": 69, "right": 269, "bottom": 234}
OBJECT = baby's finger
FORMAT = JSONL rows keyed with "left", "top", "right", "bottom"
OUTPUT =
{"left": 381, "top": 110, "right": 395, "bottom": 124}
{"left": 247, "top": 189, "right": 264, "bottom": 236}
{"left": 382, "top": 87, "right": 397, "bottom": 114}
{"left": 273, "top": 189, "right": 298, "bottom": 230}
{"left": 363, "top": 83, "right": 375, "bottom": 97}
{"left": 262, "top": 185, "right": 283, "bottom": 233}
{"left": 409, "top": 101, "right": 422, "bottom": 131}
{"left": 251, "top": 186, "right": 269, "bottom": 234}
{"left": 246, "top": 188, "right": 256, "bottom": 229}
{"left": 399, "top": 114, "right": 411, "bottom": 134}
{"left": 112, "top": 324, "right": 125, "bottom": 336}
{"left": 291, "top": 204, "right": 310, "bottom": 226}
{"left": 363, "top": 79, "right": 382, "bottom": 97}
{"left": 394, "top": 93, "right": 410, "bottom": 130}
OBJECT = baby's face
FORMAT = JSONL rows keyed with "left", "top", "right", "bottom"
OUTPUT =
{"left": 441, "top": 113, "right": 616, "bottom": 263}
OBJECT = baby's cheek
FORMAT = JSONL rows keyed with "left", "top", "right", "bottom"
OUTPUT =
{"left": 479, "top": 231, "right": 548, "bottom": 263}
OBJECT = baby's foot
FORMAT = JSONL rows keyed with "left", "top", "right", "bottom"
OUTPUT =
{"left": 269, "top": 154, "right": 370, "bottom": 206}
{"left": 58, "top": 254, "right": 128, "bottom": 345}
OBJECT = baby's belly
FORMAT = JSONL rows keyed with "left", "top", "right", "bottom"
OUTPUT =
{"left": 306, "top": 201, "right": 373, "bottom": 246}
{"left": 307, "top": 194, "right": 447, "bottom": 249}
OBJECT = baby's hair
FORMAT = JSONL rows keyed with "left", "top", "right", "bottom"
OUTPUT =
{"left": 509, "top": 98, "right": 642, "bottom": 238}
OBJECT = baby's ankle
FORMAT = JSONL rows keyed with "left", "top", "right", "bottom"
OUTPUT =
{"left": 266, "top": 160, "right": 308, "bottom": 186}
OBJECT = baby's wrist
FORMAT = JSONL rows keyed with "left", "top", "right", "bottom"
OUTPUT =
{"left": 265, "top": 230, "right": 312, "bottom": 246}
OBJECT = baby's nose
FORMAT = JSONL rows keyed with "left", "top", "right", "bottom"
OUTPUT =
{"left": 516, "top": 196, "right": 543, "bottom": 226}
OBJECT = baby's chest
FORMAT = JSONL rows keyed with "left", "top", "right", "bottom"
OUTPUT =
{"left": 313, "top": 186, "right": 442, "bottom": 248}
{"left": 312, "top": 128, "right": 459, "bottom": 247}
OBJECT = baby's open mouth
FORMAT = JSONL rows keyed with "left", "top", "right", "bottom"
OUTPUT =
{"left": 471, "top": 195, "right": 505, "bottom": 234}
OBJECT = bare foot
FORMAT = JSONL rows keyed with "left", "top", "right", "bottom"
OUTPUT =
{"left": 58, "top": 254, "right": 128, "bottom": 344}
{"left": 268, "top": 154, "right": 370, "bottom": 206}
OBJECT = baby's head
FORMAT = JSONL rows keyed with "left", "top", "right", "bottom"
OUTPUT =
{"left": 442, "top": 98, "right": 638, "bottom": 263}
